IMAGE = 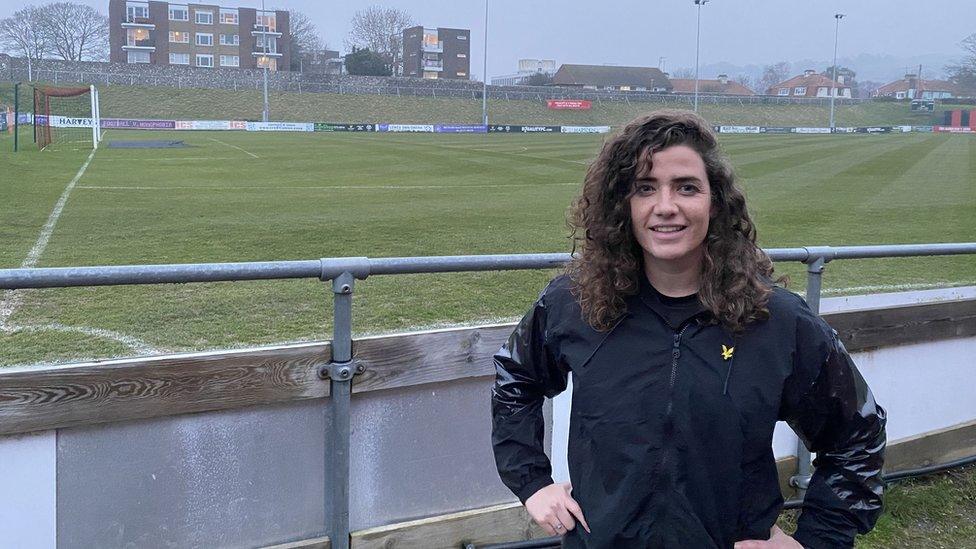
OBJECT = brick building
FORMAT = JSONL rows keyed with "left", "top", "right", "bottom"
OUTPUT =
{"left": 767, "top": 69, "right": 850, "bottom": 98}
{"left": 401, "top": 26, "right": 470, "bottom": 80}
{"left": 109, "top": 0, "right": 290, "bottom": 71}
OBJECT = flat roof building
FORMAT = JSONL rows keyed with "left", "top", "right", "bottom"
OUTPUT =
{"left": 109, "top": 0, "right": 291, "bottom": 71}
{"left": 402, "top": 26, "right": 470, "bottom": 80}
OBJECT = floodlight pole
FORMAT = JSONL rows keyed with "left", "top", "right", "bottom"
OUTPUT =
{"left": 693, "top": 0, "right": 708, "bottom": 113}
{"left": 482, "top": 0, "right": 489, "bottom": 127}
{"left": 261, "top": 0, "right": 270, "bottom": 122}
{"left": 829, "top": 13, "right": 845, "bottom": 130}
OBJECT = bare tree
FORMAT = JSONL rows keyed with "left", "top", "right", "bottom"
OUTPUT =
{"left": 758, "top": 61, "right": 790, "bottom": 94}
{"left": 39, "top": 2, "right": 109, "bottom": 62}
{"left": 345, "top": 6, "right": 413, "bottom": 76}
{"left": 670, "top": 67, "right": 695, "bottom": 79}
{"left": 733, "top": 74, "right": 755, "bottom": 92}
{"left": 289, "top": 10, "right": 323, "bottom": 72}
{"left": 945, "top": 33, "right": 976, "bottom": 96}
{"left": 0, "top": 6, "right": 49, "bottom": 80}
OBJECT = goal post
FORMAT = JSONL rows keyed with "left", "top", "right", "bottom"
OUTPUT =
{"left": 32, "top": 84, "right": 101, "bottom": 150}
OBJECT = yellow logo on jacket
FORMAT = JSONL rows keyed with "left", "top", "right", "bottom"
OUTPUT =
{"left": 721, "top": 344, "right": 734, "bottom": 361}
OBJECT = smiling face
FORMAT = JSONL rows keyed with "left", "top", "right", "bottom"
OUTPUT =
{"left": 629, "top": 144, "right": 714, "bottom": 272}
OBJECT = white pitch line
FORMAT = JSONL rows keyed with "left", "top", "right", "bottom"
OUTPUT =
{"left": 76, "top": 182, "right": 579, "bottom": 191}
{"left": 207, "top": 136, "right": 259, "bottom": 158}
{"left": 7, "top": 323, "right": 164, "bottom": 355}
{"left": 0, "top": 147, "right": 96, "bottom": 331}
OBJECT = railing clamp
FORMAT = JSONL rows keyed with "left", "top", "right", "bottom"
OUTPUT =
{"left": 318, "top": 360, "right": 365, "bottom": 381}
{"left": 789, "top": 474, "right": 811, "bottom": 490}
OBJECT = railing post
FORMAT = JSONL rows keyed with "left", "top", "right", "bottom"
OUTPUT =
{"left": 790, "top": 249, "right": 830, "bottom": 500}
{"left": 323, "top": 271, "right": 357, "bottom": 549}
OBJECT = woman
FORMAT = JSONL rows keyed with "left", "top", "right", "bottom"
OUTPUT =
{"left": 490, "top": 110, "right": 886, "bottom": 548}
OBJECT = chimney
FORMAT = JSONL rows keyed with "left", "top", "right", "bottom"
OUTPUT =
{"left": 717, "top": 74, "right": 728, "bottom": 84}
{"left": 804, "top": 69, "right": 816, "bottom": 76}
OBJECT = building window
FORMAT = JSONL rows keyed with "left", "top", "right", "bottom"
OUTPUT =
{"left": 220, "top": 34, "right": 240, "bottom": 45}
{"left": 169, "top": 52, "right": 190, "bottom": 65}
{"left": 457, "top": 35, "right": 467, "bottom": 40}
{"left": 256, "top": 56, "right": 276, "bottom": 70}
{"left": 793, "top": 86, "right": 806, "bottom": 95}
{"left": 256, "top": 12, "right": 276, "bottom": 32}
{"left": 777, "top": 88, "right": 789, "bottom": 96}
{"left": 457, "top": 72, "right": 467, "bottom": 77}
{"left": 125, "top": 27, "right": 151, "bottom": 46}
{"left": 195, "top": 10, "right": 213, "bottom": 25}
{"left": 196, "top": 33, "right": 213, "bottom": 46}
{"left": 457, "top": 53, "right": 466, "bottom": 58}
{"left": 196, "top": 54, "right": 213, "bottom": 67}
{"left": 126, "top": 3, "right": 149, "bottom": 22}
{"left": 169, "top": 31, "right": 189, "bottom": 43}
{"left": 127, "top": 50, "right": 150, "bottom": 63}
{"left": 255, "top": 35, "right": 277, "bottom": 52}
{"left": 168, "top": 6, "right": 188, "bottom": 21}
{"left": 219, "top": 55, "right": 239, "bottom": 67}
{"left": 219, "top": 9, "right": 238, "bottom": 24}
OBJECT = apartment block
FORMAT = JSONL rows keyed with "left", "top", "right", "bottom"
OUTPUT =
{"left": 402, "top": 26, "right": 469, "bottom": 80}
{"left": 109, "top": 0, "right": 291, "bottom": 71}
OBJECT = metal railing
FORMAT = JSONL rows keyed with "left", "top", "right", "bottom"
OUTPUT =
{"left": 2, "top": 243, "right": 975, "bottom": 548}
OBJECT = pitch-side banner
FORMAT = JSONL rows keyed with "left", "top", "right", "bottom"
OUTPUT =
{"left": 719, "top": 126, "right": 761, "bottom": 134}
{"left": 435, "top": 124, "right": 487, "bottom": 133}
{"left": 561, "top": 125, "right": 611, "bottom": 134}
{"left": 794, "top": 127, "right": 831, "bottom": 134}
{"left": 245, "top": 121, "right": 314, "bottom": 132}
{"left": 488, "top": 125, "right": 561, "bottom": 133}
{"left": 378, "top": 124, "right": 435, "bottom": 132}
{"left": 760, "top": 127, "right": 793, "bottom": 134}
{"left": 176, "top": 120, "right": 246, "bottom": 130}
{"left": 314, "top": 123, "right": 375, "bottom": 132}
{"left": 547, "top": 100, "right": 592, "bottom": 110}
{"left": 933, "top": 126, "right": 975, "bottom": 133}
{"left": 102, "top": 118, "right": 176, "bottom": 129}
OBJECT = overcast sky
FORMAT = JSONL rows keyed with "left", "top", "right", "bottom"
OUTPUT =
{"left": 4, "top": 0, "right": 974, "bottom": 80}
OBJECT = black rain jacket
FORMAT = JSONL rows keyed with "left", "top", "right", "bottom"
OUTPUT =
{"left": 491, "top": 275, "right": 886, "bottom": 548}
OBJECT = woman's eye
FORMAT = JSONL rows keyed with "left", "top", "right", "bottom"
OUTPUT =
{"left": 636, "top": 184, "right": 654, "bottom": 194}
{"left": 679, "top": 184, "right": 700, "bottom": 194}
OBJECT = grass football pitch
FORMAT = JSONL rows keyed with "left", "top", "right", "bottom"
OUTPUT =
{"left": 1, "top": 130, "right": 974, "bottom": 366}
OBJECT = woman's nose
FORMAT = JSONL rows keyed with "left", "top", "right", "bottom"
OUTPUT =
{"left": 654, "top": 189, "right": 679, "bottom": 215}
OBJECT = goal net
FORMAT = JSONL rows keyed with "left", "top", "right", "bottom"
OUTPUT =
{"left": 33, "top": 85, "right": 101, "bottom": 150}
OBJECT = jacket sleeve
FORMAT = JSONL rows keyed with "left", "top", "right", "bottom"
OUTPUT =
{"left": 779, "top": 300, "right": 887, "bottom": 549}
{"left": 491, "top": 281, "right": 570, "bottom": 504}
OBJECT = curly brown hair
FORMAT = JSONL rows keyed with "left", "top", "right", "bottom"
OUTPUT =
{"left": 566, "top": 109, "right": 785, "bottom": 334}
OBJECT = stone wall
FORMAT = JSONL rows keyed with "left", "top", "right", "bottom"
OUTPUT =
{"left": 0, "top": 54, "right": 865, "bottom": 106}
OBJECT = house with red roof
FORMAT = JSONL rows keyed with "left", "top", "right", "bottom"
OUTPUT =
{"left": 767, "top": 69, "right": 851, "bottom": 98}
{"left": 669, "top": 74, "right": 754, "bottom": 96}
{"left": 873, "top": 74, "right": 960, "bottom": 100}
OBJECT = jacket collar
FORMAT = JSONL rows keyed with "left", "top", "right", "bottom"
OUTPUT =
{"left": 636, "top": 272, "right": 709, "bottom": 329}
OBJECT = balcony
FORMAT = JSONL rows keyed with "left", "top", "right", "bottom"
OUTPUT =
{"left": 122, "top": 38, "right": 155, "bottom": 51}
{"left": 422, "top": 60, "right": 443, "bottom": 71}
{"left": 252, "top": 51, "right": 282, "bottom": 58}
{"left": 422, "top": 41, "right": 443, "bottom": 53}
{"left": 121, "top": 16, "right": 154, "bottom": 29}
{"left": 251, "top": 25, "right": 282, "bottom": 37}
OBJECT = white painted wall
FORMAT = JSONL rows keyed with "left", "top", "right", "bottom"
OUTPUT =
{"left": 0, "top": 430, "right": 56, "bottom": 549}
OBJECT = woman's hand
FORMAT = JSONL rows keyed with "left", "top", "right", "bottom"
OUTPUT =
{"left": 524, "top": 482, "right": 591, "bottom": 537}
{"left": 733, "top": 525, "right": 804, "bottom": 548}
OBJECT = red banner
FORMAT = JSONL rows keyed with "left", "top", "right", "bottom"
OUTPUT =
{"left": 547, "top": 100, "right": 592, "bottom": 110}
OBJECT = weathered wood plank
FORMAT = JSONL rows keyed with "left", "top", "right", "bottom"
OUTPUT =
{"left": 825, "top": 299, "right": 976, "bottom": 353}
{"left": 884, "top": 418, "right": 976, "bottom": 472}
{"left": 352, "top": 502, "right": 546, "bottom": 549}
{"left": 1, "top": 299, "right": 972, "bottom": 435}
{"left": 351, "top": 324, "right": 511, "bottom": 394}
{"left": 0, "top": 343, "right": 331, "bottom": 435}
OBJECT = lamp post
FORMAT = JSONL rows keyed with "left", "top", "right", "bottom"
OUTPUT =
{"left": 260, "top": 0, "right": 270, "bottom": 122}
{"left": 829, "top": 13, "right": 845, "bottom": 129}
{"left": 482, "top": 0, "right": 489, "bottom": 127}
{"left": 693, "top": 0, "right": 709, "bottom": 113}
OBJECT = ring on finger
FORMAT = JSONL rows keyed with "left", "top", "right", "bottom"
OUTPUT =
{"left": 553, "top": 522, "right": 564, "bottom": 531}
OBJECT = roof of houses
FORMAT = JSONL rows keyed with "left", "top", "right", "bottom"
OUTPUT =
{"left": 552, "top": 64, "right": 672, "bottom": 90}
{"left": 669, "top": 78, "right": 754, "bottom": 96}
{"left": 875, "top": 77, "right": 958, "bottom": 95}
{"left": 767, "top": 71, "right": 848, "bottom": 94}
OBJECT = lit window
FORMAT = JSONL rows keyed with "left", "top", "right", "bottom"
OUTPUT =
{"left": 169, "top": 31, "right": 189, "bottom": 43}
{"left": 256, "top": 12, "right": 276, "bottom": 32}
{"left": 219, "top": 9, "right": 238, "bottom": 24}
{"left": 168, "top": 6, "right": 188, "bottom": 21}
{"left": 196, "top": 54, "right": 213, "bottom": 67}
{"left": 195, "top": 10, "right": 213, "bottom": 25}
{"left": 169, "top": 53, "right": 190, "bottom": 65}
{"left": 196, "top": 33, "right": 213, "bottom": 46}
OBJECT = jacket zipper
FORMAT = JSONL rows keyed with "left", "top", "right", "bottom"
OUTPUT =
{"left": 660, "top": 323, "right": 691, "bottom": 481}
